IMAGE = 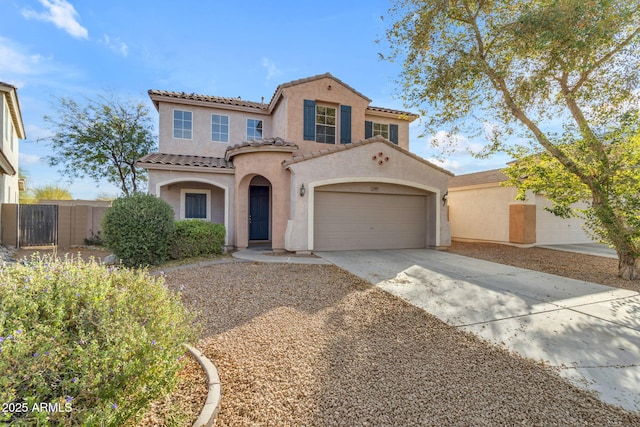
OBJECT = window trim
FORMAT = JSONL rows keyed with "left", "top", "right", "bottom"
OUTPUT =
{"left": 315, "top": 104, "right": 337, "bottom": 144}
{"left": 211, "top": 113, "right": 229, "bottom": 142}
{"left": 173, "top": 109, "right": 193, "bottom": 140}
{"left": 246, "top": 118, "right": 263, "bottom": 140}
{"left": 180, "top": 188, "right": 211, "bottom": 220}
{"left": 372, "top": 122, "right": 390, "bottom": 139}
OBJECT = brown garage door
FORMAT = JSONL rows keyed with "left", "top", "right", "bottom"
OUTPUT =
{"left": 314, "top": 191, "right": 427, "bottom": 251}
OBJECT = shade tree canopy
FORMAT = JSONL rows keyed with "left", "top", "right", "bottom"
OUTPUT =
{"left": 384, "top": 0, "right": 640, "bottom": 279}
{"left": 44, "top": 93, "right": 157, "bottom": 196}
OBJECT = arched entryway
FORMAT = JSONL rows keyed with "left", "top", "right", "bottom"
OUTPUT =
{"left": 249, "top": 175, "right": 271, "bottom": 242}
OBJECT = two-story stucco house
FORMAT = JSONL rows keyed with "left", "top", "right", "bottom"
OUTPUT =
{"left": 138, "top": 73, "right": 452, "bottom": 252}
{"left": 0, "top": 82, "right": 23, "bottom": 205}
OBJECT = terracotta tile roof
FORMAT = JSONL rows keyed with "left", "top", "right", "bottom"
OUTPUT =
{"left": 448, "top": 169, "right": 508, "bottom": 188}
{"left": 225, "top": 137, "right": 299, "bottom": 161}
{"left": 148, "top": 89, "right": 268, "bottom": 110}
{"left": 149, "top": 73, "right": 418, "bottom": 119}
{"left": 226, "top": 137, "right": 298, "bottom": 152}
{"left": 367, "top": 105, "right": 419, "bottom": 119}
{"left": 137, "top": 153, "right": 234, "bottom": 169}
{"left": 282, "top": 135, "right": 454, "bottom": 176}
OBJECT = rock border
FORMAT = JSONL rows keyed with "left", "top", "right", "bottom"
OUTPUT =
{"left": 185, "top": 344, "right": 221, "bottom": 427}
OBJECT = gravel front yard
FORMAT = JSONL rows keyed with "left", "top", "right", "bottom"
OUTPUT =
{"left": 164, "top": 261, "right": 640, "bottom": 426}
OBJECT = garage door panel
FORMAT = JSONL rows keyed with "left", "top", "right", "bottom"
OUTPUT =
{"left": 314, "top": 191, "right": 427, "bottom": 251}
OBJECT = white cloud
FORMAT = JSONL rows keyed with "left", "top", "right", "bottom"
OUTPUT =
{"left": 24, "top": 124, "right": 54, "bottom": 141}
{"left": 0, "top": 37, "right": 48, "bottom": 76}
{"left": 426, "top": 158, "right": 464, "bottom": 174}
{"left": 22, "top": 0, "right": 88, "bottom": 39}
{"left": 19, "top": 153, "right": 42, "bottom": 165}
{"left": 262, "top": 58, "right": 282, "bottom": 80}
{"left": 99, "top": 34, "right": 128, "bottom": 57}
{"left": 427, "top": 130, "right": 484, "bottom": 155}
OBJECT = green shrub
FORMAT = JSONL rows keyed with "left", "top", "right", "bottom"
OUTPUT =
{"left": 170, "top": 220, "right": 225, "bottom": 259}
{"left": 102, "top": 193, "right": 175, "bottom": 267}
{"left": 0, "top": 255, "right": 197, "bottom": 426}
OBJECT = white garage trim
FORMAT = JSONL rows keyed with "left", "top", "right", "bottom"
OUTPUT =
{"left": 155, "top": 177, "right": 230, "bottom": 246}
{"left": 307, "top": 177, "right": 441, "bottom": 250}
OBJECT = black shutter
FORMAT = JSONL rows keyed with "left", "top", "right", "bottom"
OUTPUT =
{"left": 390, "top": 124, "right": 399, "bottom": 144}
{"left": 340, "top": 105, "right": 351, "bottom": 144}
{"left": 364, "top": 120, "right": 373, "bottom": 139}
{"left": 303, "top": 99, "right": 316, "bottom": 141}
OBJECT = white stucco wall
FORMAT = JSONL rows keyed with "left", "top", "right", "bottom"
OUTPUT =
{"left": 1, "top": 90, "right": 20, "bottom": 204}
{"left": 535, "top": 196, "right": 596, "bottom": 245}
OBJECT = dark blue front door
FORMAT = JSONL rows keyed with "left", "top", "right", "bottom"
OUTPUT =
{"left": 249, "top": 186, "right": 269, "bottom": 240}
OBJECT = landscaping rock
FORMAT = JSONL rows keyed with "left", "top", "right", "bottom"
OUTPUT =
{"left": 0, "top": 245, "right": 16, "bottom": 263}
{"left": 103, "top": 254, "right": 119, "bottom": 265}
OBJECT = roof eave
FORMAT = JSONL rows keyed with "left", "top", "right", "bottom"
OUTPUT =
{"left": 0, "top": 84, "right": 26, "bottom": 139}
{"left": 148, "top": 91, "right": 269, "bottom": 115}
{"left": 366, "top": 108, "right": 419, "bottom": 122}
{"left": 224, "top": 145, "right": 298, "bottom": 162}
{"left": 136, "top": 161, "right": 235, "bottom": 174}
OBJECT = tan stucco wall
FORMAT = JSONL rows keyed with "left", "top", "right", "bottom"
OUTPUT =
{"left": 449, "top": 184, "right": 596, "bottom": 245}
{"left": 285, "top": 140, "right": 451, "bottom": 251}
{"left": 157, "top": 102, "right": 271, "bottom": 158}
{"left": 281, "top": 76, "right": 370, "bottom": 145}
{"left": 154, "top": 76, "right": 415, "bottom": 163}
{"left": 148, "top": 169, "right": 235, "bottom": 246}
{"left": 448, "top": 185, "right": 519, "bottom": 243}
{"left": 231, "top": 151, "right": 291, "bottom": 251}
{"left": 363, "top": 111, "right": 413, "bottom": 151}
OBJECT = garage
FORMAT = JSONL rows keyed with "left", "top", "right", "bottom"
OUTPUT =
{"left": 313, "top": 183, "right": 430, "bottom": 251}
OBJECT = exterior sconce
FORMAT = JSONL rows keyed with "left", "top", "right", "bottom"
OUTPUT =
{"left": 442, "top": 190, "right": 448, "bottom": 206}
{"left": 300, "top": 183, "right": 306, "bottom": 197}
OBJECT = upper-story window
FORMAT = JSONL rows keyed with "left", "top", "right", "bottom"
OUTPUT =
{"left": 173, "top": 110, "right": 192, "bottom": 139}
{"left": 373, "top": 123, "right": 389, "bottom": 139}
{"left": 247, "top": 119, "right": 263, "bottom": 140}
{"left": 304, "top": 100, "right": 351, "bottom": 144}
{"left": 365, "top": 120, "right": 399, "bottom": 145}
{"left": 211, "top": 114, "right": 229, "bottom": 142}
{"left": 315, "top": 105, "right": 336, "bottom": 144}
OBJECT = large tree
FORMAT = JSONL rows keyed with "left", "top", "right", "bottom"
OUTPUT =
{"left": 44, "top": 93, "right": 157, "bottom": 196}
{"left": 384, "top": 0, "right": 640, "bottom": 279}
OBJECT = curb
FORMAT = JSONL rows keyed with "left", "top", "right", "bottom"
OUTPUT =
{"left": 185, "top": 344, "right": 221, "bottom": 427}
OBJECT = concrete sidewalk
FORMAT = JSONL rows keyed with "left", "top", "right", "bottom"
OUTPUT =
{"left": 317, "top": 249, "right": 640, "bottom": 413}
{"left": 233, "top": 247, "right": 330, "bottom": 265}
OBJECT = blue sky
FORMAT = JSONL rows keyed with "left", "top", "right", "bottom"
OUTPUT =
{"left": 1, "top": 0, "right": 509, "bottom": 199}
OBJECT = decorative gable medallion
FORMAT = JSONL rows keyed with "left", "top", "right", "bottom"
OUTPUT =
{"left": 371, "top": 151, "right": 390, "bottom": 166}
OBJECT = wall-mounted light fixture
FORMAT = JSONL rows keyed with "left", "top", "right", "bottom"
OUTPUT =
{"left": 442, "top": 190, "right": 448, "bottom": 206}
{"left": 300, "top": 183, "right": 306, "bottom": 197}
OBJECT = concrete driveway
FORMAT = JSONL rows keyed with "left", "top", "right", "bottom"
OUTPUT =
{"left": 317, "top": 249, "right": 640, "bottom": 413}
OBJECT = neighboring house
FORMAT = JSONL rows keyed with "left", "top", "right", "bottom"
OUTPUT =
{"left": 448, "top": 169, "right": 597, "bottom": 246}
{"left": 0, "top": 82, "right": 23, "bottom": 206}
{"left": 138, "top": 73, "right": 453, "bottom": 252}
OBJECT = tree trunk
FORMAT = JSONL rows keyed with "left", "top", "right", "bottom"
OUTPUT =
{"left": 618, "top": 252, "right": 640, "bottom": 280}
